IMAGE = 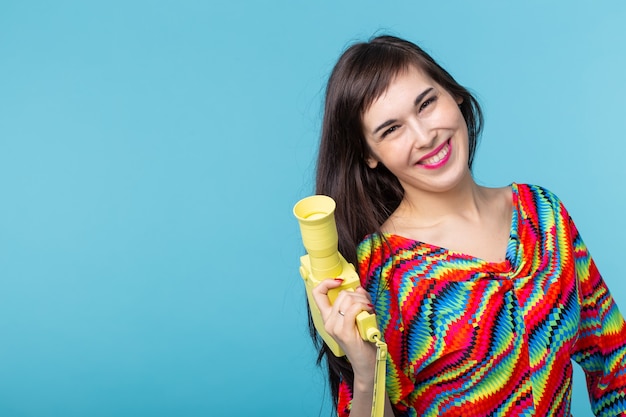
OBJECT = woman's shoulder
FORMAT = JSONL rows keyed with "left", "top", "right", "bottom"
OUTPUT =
{"left": 357, "top": 232, "right": 384, "bottom": 254}
{"left": 513, "top": 183, "right": 565, "bottom": 206}
{"left": 357, "top": 231, "right": 425, "bottom": 261}
{"left": 514, "top": 182, "right": 555, "bottom": 195}
{"left": 356, "top": 232, "right": 399, "bottom": 262}
{"left": 512, "top": 183, "right": 570, "bottom": 224}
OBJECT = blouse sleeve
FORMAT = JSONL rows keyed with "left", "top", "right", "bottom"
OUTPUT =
{"left": 569, "top": 215, "right": 626, "bottom": 416}
{"left": 337, "top": 377, "right": 353, "bottom": 417}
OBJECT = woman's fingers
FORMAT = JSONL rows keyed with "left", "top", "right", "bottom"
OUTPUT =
{"left": 355, "top": 286, "right": 369, "bottom": 296}
{"left": 311, "top": 281, "right": 378, "bottom": 370}
{"left": 335, "top": 296, "right": 374, "bottom": 321}
{"left": 342, "top": 298, "right": 375, "bottom": 318}
{"left": 311, "top": 278, "right": 345, "bottom": 317}
{"left": 312, "top": 282, "right": 374, "bottom": 339}
{"left": 313, "top": 282, "right": 373, "bottom": 318}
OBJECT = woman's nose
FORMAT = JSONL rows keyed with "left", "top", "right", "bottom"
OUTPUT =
{"left": 407, "top": 120, "right": 436, "bottom": 149}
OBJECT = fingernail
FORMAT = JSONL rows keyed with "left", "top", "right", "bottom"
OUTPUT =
{"left": 334, "top": 278, "right": 344, "bottom": 282}
{"left": 368, "top": 303, "right": 374, "bottom": 308}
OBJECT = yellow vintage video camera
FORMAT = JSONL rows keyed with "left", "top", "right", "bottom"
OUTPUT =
{"left": 293, "top": 195, "right": 381, "bottom": 357}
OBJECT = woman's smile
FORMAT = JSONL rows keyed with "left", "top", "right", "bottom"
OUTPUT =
{"left": 417, "top": 139, "right": 452, "bottom": 169}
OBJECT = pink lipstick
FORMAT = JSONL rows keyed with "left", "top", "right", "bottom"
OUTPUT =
{"left": 417, "top": 139, "right": 452, "bottom": 170}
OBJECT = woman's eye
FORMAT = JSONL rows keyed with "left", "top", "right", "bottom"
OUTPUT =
{"left": 419, "top": 96, "right": 437, "bottom": 112}
{"left": 382, "top": 125, "right": 399, "bottom": 138}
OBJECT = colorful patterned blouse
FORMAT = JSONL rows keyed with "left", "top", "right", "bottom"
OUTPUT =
{"left": 337, "top": 183, "right": 626, "bottom": 416}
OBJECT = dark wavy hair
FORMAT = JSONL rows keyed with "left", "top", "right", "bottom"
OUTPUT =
{"left": 310, "top": 34, "right": 484, "bottom": 413}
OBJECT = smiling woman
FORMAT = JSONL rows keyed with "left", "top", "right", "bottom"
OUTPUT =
{"left": 305, "top": 35, "right": 626, "bottom": 417}
{"left": 363, "top": 67, "right": 470, "bottom": 193}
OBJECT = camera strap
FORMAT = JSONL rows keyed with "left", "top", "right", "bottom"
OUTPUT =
{"left": 371, "top": 336, "right": 388, "bottom": 417}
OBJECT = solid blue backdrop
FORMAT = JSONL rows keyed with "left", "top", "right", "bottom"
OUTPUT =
{"left": 0, "top": 1, "right": 625, "bottom": 416}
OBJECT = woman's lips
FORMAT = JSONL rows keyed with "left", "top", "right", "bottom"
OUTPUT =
{"left": 417, "top": 139, "right": 452, "bottom": 169}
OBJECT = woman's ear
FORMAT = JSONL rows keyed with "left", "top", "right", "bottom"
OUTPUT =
{"left": 366, "top": 155, "right": 379, "bottom": 169}
{"left": 456, "top": 96, "right": 464, "bottom": 105}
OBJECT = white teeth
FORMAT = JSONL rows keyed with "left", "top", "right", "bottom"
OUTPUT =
{"left": 421, "top": 143, "right": 449, "bottom": 165}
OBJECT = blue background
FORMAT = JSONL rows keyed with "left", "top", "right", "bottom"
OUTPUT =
{"left": 1, "top": 1, "right": 625, "bottom": 416}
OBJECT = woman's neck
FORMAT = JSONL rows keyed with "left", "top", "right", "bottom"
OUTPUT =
{"left": 394, "top": 175, "right": 486, "bottom": 228}
{"left": 382, "top": 175, "right": 513, "bottom": 263}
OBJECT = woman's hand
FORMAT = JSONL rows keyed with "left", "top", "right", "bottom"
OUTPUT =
{"left": 313, "top": 279, "right": 393, "bottom": 416}
{"left": 312, "top": 279, "right": 377, "bottom": 385}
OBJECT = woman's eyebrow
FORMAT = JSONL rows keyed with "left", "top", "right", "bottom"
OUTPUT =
{"left": 372, "top": 119, "right": 398, "bottom": 135}
{"left": 414, "top": 87, "right": 433, "bottom": 107}
{"left": 372, "top": 87, "right": 434, "bottom": 135}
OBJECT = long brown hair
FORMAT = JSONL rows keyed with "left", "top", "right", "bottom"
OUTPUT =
{"left": 311, "top": 34, "right": 483, "bottom": 412}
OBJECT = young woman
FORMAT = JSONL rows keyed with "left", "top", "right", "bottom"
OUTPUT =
{"left": 309, "top": 35, "right": 626, "bottom": 416}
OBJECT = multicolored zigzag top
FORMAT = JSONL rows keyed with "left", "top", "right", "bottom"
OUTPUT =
{"left": 337, "top": 183, "right": 626, "bottom": 417}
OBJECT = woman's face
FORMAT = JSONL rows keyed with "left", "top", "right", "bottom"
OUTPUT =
{"left": 361, "top": 66, "right": 471, "bottom": 196}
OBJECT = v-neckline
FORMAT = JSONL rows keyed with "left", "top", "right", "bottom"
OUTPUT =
{"left": 379, "top": 183, "right": 520, "bottom": 271}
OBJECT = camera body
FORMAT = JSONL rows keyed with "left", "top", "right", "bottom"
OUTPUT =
{"left": 294, "top": 195, "right": 381, "bottom": 357}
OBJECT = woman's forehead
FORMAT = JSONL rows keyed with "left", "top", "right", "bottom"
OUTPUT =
{"left": 362, "top": 66, "right": 436, "bottom": 114}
